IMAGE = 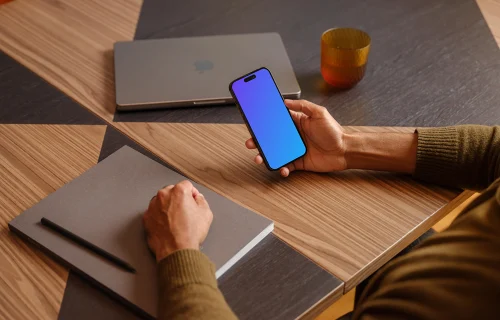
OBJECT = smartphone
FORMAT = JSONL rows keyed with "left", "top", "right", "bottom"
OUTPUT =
{"left": 229, "top": 67, "right": 307, "bottom": 171}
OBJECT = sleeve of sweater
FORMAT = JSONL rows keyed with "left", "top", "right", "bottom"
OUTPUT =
{"left": 414, "top": 125, "right": 500, "bottom": 190}
{"left": 351, "top": 126, "right": 500, "bottom": 319}
{"left": 157, "top": 249, "right": 238, "bottom": 320}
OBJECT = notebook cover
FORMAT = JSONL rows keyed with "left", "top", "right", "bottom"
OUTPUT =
{"left": 9, "top": 146, "right": 273, "bottom": 318}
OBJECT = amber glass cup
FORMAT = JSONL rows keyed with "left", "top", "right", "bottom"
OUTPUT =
{"left": 321, "top": 28, "right": 371, "bottom": 88}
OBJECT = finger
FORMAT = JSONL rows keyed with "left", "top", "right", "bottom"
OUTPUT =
{"left": 288, "top": 109, "right": 300, "bottom": 119}
{"left": 156, "top": 185, "right": 174, "bottom": 207}
{"left": 254, "top": 154, "right": 263, "bottom": 164}
{"left": 157, "top": 185, "right": 174, "bottom": 197}
{"left": 284, "top": 99, "right": 326, "bottom": 118}
{"left": 280, "top": 167, "right": 290, "bottom": 177}
{"left": 288, "top": 110, "right": 303, "bottom": 125}
{"left": 286, "top": 161, "right": 297, "bottom": 175}
{"left": 194, "top": 192, "right": 208, "bottom": 207}
{"left": 148, "top": 195, "right": 157, "bottom": 208}
{"left": 148, "top": 193, "right": 160, "bottom": 212}
{"left": 245, "top": 138, "right": 257, "bottom": 149}
{"left": 172, "top": 180, "right": 194, "bottom": 199}
{"left": 191, "top": 186, "right": 200, "bottom": 198}
{"left": 280, "top": 162, "right": 297, "bottom": 178}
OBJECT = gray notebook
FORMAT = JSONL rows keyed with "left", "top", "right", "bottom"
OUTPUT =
{"left": 9, "top": 146, "right": 273, "bottom": 318}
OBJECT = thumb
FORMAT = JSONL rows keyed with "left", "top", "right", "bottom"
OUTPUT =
{"left": 280, "top": 161, "right": 299, "bottom": 177}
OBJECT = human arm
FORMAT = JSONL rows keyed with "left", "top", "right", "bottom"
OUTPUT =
{"left": 350, "top": 126, "right": 500, "bottom": 319}
{"left": 347, "top": 126, "right": 500, "bottom": 319}
{"left": 143, "top": 181, "right": 237, "bottom": 320}
{"left": 246, "top": 99, "right": 500, "bottom": 190}
{"left": 345, "top": 125, "right": 500, "bottom": 190}
{"left": 246, "top": 99, "right": 418, "bottom": 176}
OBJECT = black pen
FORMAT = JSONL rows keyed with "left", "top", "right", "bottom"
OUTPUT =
{"left": 40, "top": 217, "right": 136, "bottom": 273}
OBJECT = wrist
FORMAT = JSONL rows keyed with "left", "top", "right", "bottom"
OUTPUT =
{"left": 344, "top": 132, "right": 378, "bottom": 170}
{"left": 156, "top": 240, "right": 200, "bottom": 262}
{"left": 343, "top": 131, "right": 417, "bottom": 173}
{"left": 343, "top": 133, "right": 362, "bottom": 170}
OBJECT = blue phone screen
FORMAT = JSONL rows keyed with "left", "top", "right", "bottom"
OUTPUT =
{"left": 231, "top": 68, "right": 306, "bottom": 170}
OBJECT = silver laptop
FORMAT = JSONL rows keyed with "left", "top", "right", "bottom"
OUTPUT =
{"left": 114, "top": 33, "right": 301, "bottom": 111}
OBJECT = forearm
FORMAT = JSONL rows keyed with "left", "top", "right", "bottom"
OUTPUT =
{"left": 344, "top": 132, "right": 417, "bottom": 174}
{"left": 158, "top": 250, "right": 237, "bottom": 320}
{"left": 343, "top": 126, "right": 500, "bottom": 191}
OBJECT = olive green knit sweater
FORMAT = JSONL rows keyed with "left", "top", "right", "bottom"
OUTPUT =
{"left": 158, "top": 125, "right": 500, "bottom": 320}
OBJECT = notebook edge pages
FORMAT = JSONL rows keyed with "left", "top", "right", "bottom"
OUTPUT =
{"left": 215, "top": 222, "right": 274, "bottom": 278}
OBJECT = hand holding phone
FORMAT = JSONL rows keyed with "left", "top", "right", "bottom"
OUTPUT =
{"left": 245, "top": 98, "right": 348, "bottom": 177}
{"left": 229, "top": 68, "right": 307, "bottom": 171}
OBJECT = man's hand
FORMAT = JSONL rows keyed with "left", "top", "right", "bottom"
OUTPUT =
{"left": 143, "top": 180, "right": 213, "bottom": 262}
{"left": 246, "top": 99, "right": 347, "bottom": 177}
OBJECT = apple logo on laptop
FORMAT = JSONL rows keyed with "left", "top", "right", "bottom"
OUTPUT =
{"left": 194, "top": 60, "right": 214, "bottom": 73}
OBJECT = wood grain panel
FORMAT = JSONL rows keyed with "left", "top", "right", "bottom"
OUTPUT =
{"left": 433, "top": 192, "right": 480, "bottom": 232}
{"left": 117, "top": 122, "right": 458, "bottom": 285}
{"left": 0, "top": 124, "right": 106, "bottom": 320}
{"left": 0, "top": 0, "right": 142, "bottom": 121}
{"left": 478, "top": 0, "right": 500, "bottom": 44}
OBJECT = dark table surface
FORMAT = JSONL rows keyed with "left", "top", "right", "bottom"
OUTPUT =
{"left": 115, "top": 0, "right": 500, "bottom": 125}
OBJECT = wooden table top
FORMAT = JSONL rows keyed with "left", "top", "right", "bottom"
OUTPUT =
{"left": 0, "top": 0, "right": 499, "bottom": 318}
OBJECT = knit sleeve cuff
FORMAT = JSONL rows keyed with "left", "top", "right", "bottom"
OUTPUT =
{"left": 158, "top": 249, "right": 217, "bottom": 291}
{"left": 413, "top": 127, "right": 459, "bottom": 184}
